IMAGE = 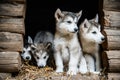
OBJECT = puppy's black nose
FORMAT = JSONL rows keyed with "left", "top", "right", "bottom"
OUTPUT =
{"left": 74, "top": 28, "right": 78, "bottom": 32}
{"left": 26, "top": 56, "right": 30, "bottom": 60}
{"left": 101, "top": 37, "right": 105, "bottom": 41}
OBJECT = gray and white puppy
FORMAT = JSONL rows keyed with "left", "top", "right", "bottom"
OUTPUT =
{"left": 31, "top": 31, "right": 54, "bottom": 68}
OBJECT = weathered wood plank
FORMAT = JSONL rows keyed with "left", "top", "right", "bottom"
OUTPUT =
{"left": 0, "top": 52, "right": 20, "bottom": 59}
{"left": 0, "top": 32, "right": 23, "bottom": 41}
{"left": 0, "top": 18, "right": 25, "bottom": 34}
{"left": 107, "top": 36, "right": 120, "bottom": 42}
{"left": 107, "top": 73, "right": 120, "bottom": 80}
{"left": 0, "top": 32, "right": 23, "bottom": 52}
{"left": 108, "top": 59, "right": 120, "bottom": 72}
{"left": 104, "top": 29, "right": 120, "bottom": 36}
{"left": 0, "top": 60, "right": 19, "bottom": 64}
{"left": 0, "top": 3, "right": 25, "bottom": 17}
{"left": 108, "top": 42, "right": 120, "bottom": 50}
{"left": 103, "top": 0, "right": 120, "bottom": 11}
{"left": 105, "top": 51, "right": 120, "bottom": 59}
{"left": 0, "top": 64, "right": 21, "bottom": 72}
{"left": 102, "top": 51, "right": 120, "bottom": 72}
{"left": 102, "top": 29, "right": 120, "bottom": 50}
{"left": 0, "top": 42, "right": 23, "bottom": 52}
{"left": 0, "top": 52, "right": 21, "bottom": 72}
{"left": 0, "top": 0, "right": 25, "bottom": 3}
{"left": 103, "top": 10, "right": 120, "bottom": 27}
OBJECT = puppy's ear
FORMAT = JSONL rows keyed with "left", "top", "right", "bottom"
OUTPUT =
{"left": 83, "top": 19, "right": 90, "bottom": 28}
{"left": 31, "top": 44, "right": 36, "bottom": 51}
{"left": 76, "top": 10, "right": 82, "bottom": 20}
{"left": 80, "top": 19, "right": 90, "bottom": 33}
{"left": 55, "top": 8, "right": 64, "bottom": 22}
{"left": 94, "top": 14, "right": 99, "bottom": 23}
{"left": 45, "top": 42, "right": 52, "bottom": 50}
{"left": 28, "top": 36, "right": 33, "bottom": 44}
{"left": 98, "top": 25, "right": 101, "bottom": 32}
{"left": 89, "top": 14, "right": 99, "bottom": 23}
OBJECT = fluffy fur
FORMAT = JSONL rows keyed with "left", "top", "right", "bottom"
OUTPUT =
{"left": 79, "top": 14, "right": 105, "bottom": 74}
{"left": 54, "top": 8, "right": 86, "bottom": 75}
{"left": 31, "top": 31, "right": 54, "bottom": 68}
{"left": 21, "top": 36, "right": 33, "bottom": 61}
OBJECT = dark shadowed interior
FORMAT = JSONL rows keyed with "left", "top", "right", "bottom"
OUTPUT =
{"left": 25, "top": 0, "right": 99, "bottom": 39}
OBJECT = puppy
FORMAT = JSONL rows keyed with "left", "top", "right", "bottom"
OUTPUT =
{"left": 21, "top": 36, "right": 33, "bottom": 61}
{"left": 79, "top": 14, "right": 105, "bottom": 74}
{"left": 54, "top": 8, "right": 85, "bottom": 75}
{"left": 31, "top": 31, "right": 54, "bottom": 68}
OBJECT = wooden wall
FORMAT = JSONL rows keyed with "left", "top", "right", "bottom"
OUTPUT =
{"left": 101, "top": 0, "right": 120, "bottom": 79}
{"left": 0, "top": 0, "right": 25, "bottom": 72}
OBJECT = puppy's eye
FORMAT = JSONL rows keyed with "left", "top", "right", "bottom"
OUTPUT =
{"left": 31, "top": 47, "right": 35, "bottom": 50}
{"left": 22, "top": 51, "right": 25, "bottom": 53}
{"left": 67, "top": 21, "right": 72, "bottom": 23}
{"left": 92, "top": 31, "right": 97, "bottom": 34}
{"left": 36, "top": 56, "right": 39, "bottom": 59}
{"left": 43, "top": 56, "right": 46, "bottom": 59}
{"left": 29, "top": 50, "right": 32, "bottom": 53}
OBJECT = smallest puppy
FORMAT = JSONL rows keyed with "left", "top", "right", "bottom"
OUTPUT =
{"left": 31, "top": 31, "right": 54, "bottom": 68}
{"left": 21, "top": 36, "right": 33, "bottom": 61}
{"left": 79, "top": 14, "right": 105, "bottom": 74}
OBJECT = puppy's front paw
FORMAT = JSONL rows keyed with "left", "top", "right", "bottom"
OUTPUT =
{"left": 90, "top": 71, "right": 100, "bottom": 75}
{"left": 55, "top": 68, "right": 63, "bottom": 73}
{"left": 67, "top": 69, "right": 77, "bottom": 75}
{"left": 79, "top": 68, "right": 88, "bottom": 74}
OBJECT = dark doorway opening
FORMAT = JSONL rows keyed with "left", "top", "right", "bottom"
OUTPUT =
{"left": 25, "top": 0, "right": 99, "bottom": 39}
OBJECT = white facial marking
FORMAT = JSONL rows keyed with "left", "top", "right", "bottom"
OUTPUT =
{"left": 21, "top": 47, "right": 32, "bottom": 61}
{"left": 35, "top": 51, "right": 49, "bottom": 67}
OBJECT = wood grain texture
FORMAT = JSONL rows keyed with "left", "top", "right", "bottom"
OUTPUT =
{"left": 0, "top": 3, "right": 25, "bottom": 16}
{"left": 0, "top": 52, "right": 22, "bottom": 72}
{"left": 0, "top": 32, "right": 23, "bottom": 52}
{"left": 102, "top": 29, "right": 120, "bottom": 50}
{"left": 103, "top": 10, "right": 120, "bottom": 27}
{"left": 0, "top": 18, "right": 25, "bottom": 34}
{"left": 107, "top": 73, "right": 120, "bottom": 80}
{"left": 105, "top": 50, "right": 120, "bottom": 72}
{"left": 103, "top": 0, "right": 120, "bottom": 11}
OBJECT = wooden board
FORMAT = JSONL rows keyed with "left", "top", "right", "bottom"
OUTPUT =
{"left": 102, "top": 51, "right": 120, "bottom": 72}
{"left": 0, "top": 18, "right": 25, "bottom": 34}
{"left": 0, "top": 3, "right": 25, "bottom": 17}
{"left": 0, "top": 32, "right": 23, "bottom": 52}
{"left": 106, "top": 51, "right": 120, "bottom": 59}
{"left": 0, "top": 52, "right": 21, "bottom": 72}
{"left": 0, "top": 0, "right": 25, "bottom": 3}
{"left": 103, "top": 0, "right": 120, "bottom": 11}
{"left": 103, "top": 10, "right": 120, "bottom": 27}
{"left": 104, "top": 29, "right": 120, "bottom": 36}
{"left": 102, "top": 29, "right": 120, "bottom": 50}
{"left": 108, "top": 59, "right": 120, "bottom": 72}
{"left": 107, "top": 73, "right": 120, "bottom": 80}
